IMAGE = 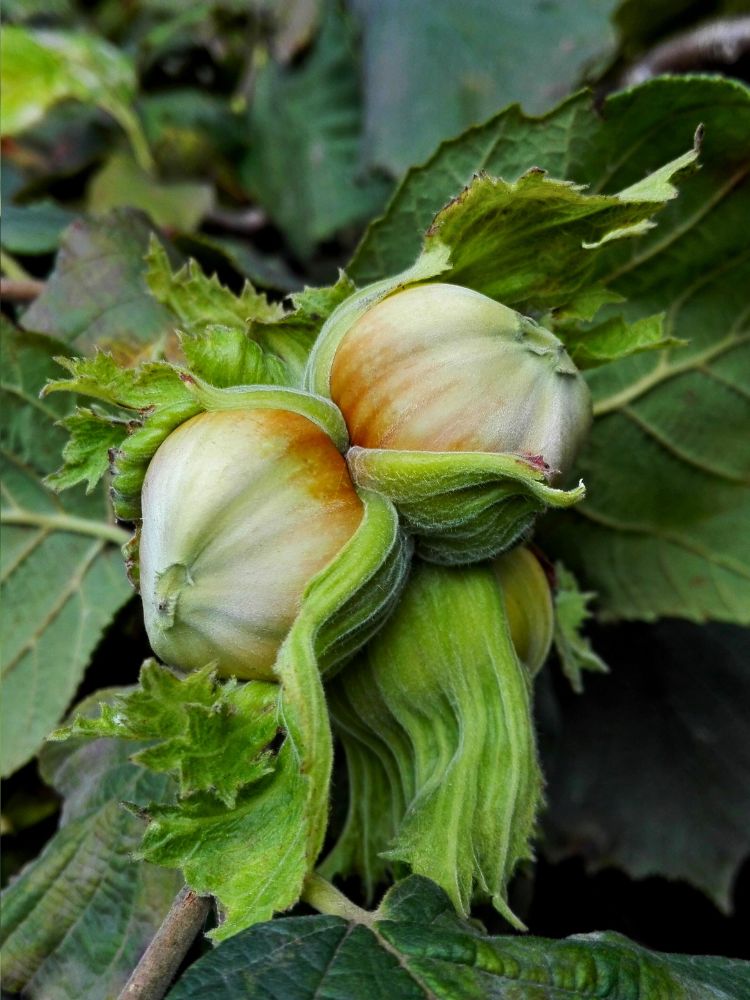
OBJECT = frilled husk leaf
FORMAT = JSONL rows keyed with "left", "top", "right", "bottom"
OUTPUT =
{"left": 323, "top": 560, "right": 542, "bottom": 927}
{"left": 347, "top": 446, "right": 584, "bottom": 564}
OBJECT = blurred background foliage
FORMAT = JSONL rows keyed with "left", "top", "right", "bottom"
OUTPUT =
{"left": 4, "top": 0, "right": 748, "bottom": 286}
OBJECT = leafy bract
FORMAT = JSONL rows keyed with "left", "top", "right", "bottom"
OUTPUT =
{"left": 240, "top": 2, "right": 390, "bottom": 257}
{"left": 325, "top": 561, "right": 541, "bottom": 928}
{"left": 0, "top": 692, "right": 182, "bottom": 999}
{"left": 0, "top": 324, "right": 132, "bottom": 776}
{"left": 166, "top": 875, "right": 750, "bottom": 999}
{"left": 146, "top": 238, "right": 355, "bottom": 385}
{"left": 421, "top": 145, "right": 697, "bottom": 320}
{"left": 351, "top": 76, "right": 750, "bottom": 624}
{"left": 541, "top": 620, "right": 750, "bottom": 913}
{"left": 552, "top": 562, "right": 608, "bottom": 693}
{"left": 51, "top": 661, "right": 306, "bottom": 940}
{"left": 21, "top": 210, "right": 177, "bottom": 359}
{"left": 57, "top": 662, "right": 280, "bottom": 806}
{"left": 352, "top": 0, "right": 619, "bottom": 177}
{"left": 0, "top": 26, "right": 152, "bottom": 170}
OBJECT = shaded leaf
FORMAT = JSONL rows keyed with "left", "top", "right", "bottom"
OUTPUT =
{"left": 0, "top": 26, "right": 151, "bottom": 169}
{"left": 0, "top": 201, "right": 78, "bottom": 256}
{"left": 540, "top": 620, "right": 750, "bottom": 913}
{"left": 167, "top": 875, "right": 750, "bottom": 999}
{"left": 21, "top": 210, "right": 177, "bottom": 359}
{"left": 240, "top": 3, "right": 391, "bottom": 257}
{"left": 0, "top": 691, "right": 182, "bottom": 999}
{"left": 352, "top": 0, "right": 619, "bottom": 176}
{"left": 88, "top": 153, "right": 214, "bottom": 232}
{"left": 0, "top": 325, "right": 131, "bottom": 776}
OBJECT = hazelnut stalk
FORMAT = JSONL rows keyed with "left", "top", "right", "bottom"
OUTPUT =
{"left": 306, "top": 274, "right": 589, "bottom": 564}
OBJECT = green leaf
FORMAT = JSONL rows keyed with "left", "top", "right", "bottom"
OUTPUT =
{"left": 552, "top": 562, "right": 608, "bottom": 693}
{"left": 325, "top": 561, "right": 542, "bottom": 928}
{"left": 352, "top": 0, "right": 619, "bottom": 177}
{"left": 240, "top": 3, "right": 391, "bottom": 257}
{"left": 0, "top": 325, "right": 132, "bottom": 776}
{"left": 561, "top": 313, "right": 683, "bottom": 369}
{"left": 0, "top": 691, "right": 182, "bottom": 999}
{"left": 351, "top": 76, "right": 750, "bottom": 623}
{"left": 88, "top": 152, "right": 215, "bottom": 232}
{"left": 166, "top": 875, "right": 750, "bottom": 999}
{"left": 541, "top": 620, "right": 750, "bottom": 913}
{"left": 0, "top": 200, "right": 78, "bottom": 256}
{"left": 21, "top": 210, "right": 177, "bottom": 359}
{"left": 0, "top": 26, "right": 152, "bottom": 170}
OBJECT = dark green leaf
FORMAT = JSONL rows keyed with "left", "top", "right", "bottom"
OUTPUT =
{"left": 240, "top": 3, "right": 391, "bottom": 257}
{"left": 167, "top": 875, "right": 750, "bottom": 999}
{"left": 0, "top": 692, "right": 182, "bottom": 999}
{"left": 541, "top": 620, "right": 750, "bottom": 913}
{"left": 0, "top": 325, "right": 132, "bottom": 776}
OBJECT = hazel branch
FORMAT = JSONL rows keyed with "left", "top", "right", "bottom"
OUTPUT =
{"left": 117, "top": 887, "right": 212, "bottom": 1000}
{"left": 621, "top": 16, "right": 750, "bottom": 86}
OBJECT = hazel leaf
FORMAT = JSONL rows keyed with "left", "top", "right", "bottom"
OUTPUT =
{"left": 166, "top": 876, "right": 750, "bottom": 1000}
{"left": 0, "top": 325, "right": 131, "bottom": 777}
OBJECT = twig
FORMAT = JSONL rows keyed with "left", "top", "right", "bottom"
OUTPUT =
{"left": 118, "top": 887, "right": 212, "bottom": 1000}
{"left": 621, "top": 15, "right": 750, "bottom": 86}
{"left": 0, "top": 277, "right": 45, "bottom": 302}
{"left": 204, "top": 205, "right": 269, "bottom": 234}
